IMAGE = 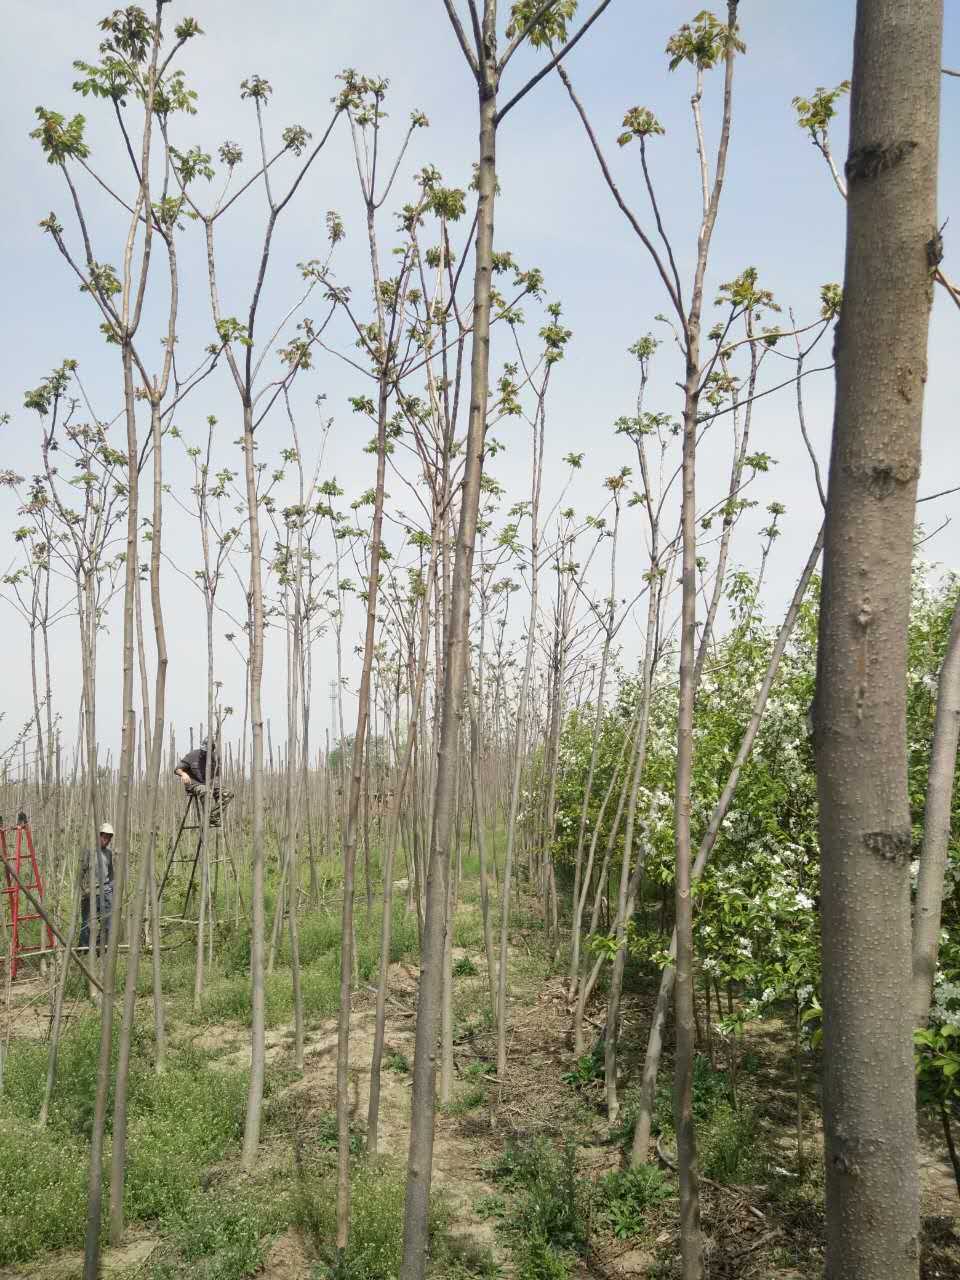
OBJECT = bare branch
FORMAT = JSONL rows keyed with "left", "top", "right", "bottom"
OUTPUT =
{"left": 441, "top": 0, "right": 481, "bottom": 77}
{"left": 555, "top": 61, "right": 685, "bottom": 326}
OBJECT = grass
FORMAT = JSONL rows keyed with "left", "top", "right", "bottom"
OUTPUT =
{"left": 160, "top": 900, "right": 420, "bottom": 1030}
{"left": 0, "top": 1019, "right": 249, "bottom": 1267}
{"left": 293, "top": 1157, "right": 497, "bottom": 1279}
{"left": 150, "top": 1184, "right": 289, "bottom": 1280}
{"left": 442, "top": 1085, "right": 486, "bottom": 1116}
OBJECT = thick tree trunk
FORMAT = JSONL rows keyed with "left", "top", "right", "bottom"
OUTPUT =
{"left": 815, "top": 4, "right": 942, "bottom": 1274}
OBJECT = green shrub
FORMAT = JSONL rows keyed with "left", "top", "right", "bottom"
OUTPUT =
{"left": 560, "top": 1047, "right": 602, "bottom": 1090}
{"left": 443, "top": 1086, "right": 486, "bottom": 1116}
{"left": 514, "top": 1233, "right": 571, "bottom": 1280}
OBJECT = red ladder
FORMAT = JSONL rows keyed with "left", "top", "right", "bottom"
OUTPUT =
{"left": 1, "top": 815, "right": 54, "bottom": 980}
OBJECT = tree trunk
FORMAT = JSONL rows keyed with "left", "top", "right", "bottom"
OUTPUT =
{"left": 83, "top": 336, "right": 141, "bottom": 1280}
{"left": 912, "top": 594, "right": 960, "bottom": 1025}
{"left": 814, "top": 3, "right": 942, "bottom": 1273}
{"left": 674, "top": 352, "right": 704, "bottom": 1280}
{"left": 109, "top": 397, "right": 170, "bottom": 1242}
{"left": 632, "top": 528, "right": 823, "bottom": 1165}
{"left": 367, "top": 549, "right": 437, "bottom": 1156}
{"left": 400, "top": 64, "right": 498, "bottom": 1280}
{"left": 240, "top": 397, "right": 268, "bottom": 1171}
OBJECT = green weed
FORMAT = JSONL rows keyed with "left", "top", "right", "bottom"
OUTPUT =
{"left": 153, "top": 1185, "right": 288, "bottom": 1280}
{"left": 700, "top": 1102, "right": 766, "bottom": 1184}
{"left": 0, "top": 1021, "right": 249, "bottom": 1266}
{"left": 443, "top": 1085, "right": 486, "bottom": 1115}
{"left": 560, "top": 1047, "right": 603, "bottom": 1091}
{"left": 596, "top": 1165, "right": 675, "bottom": 1239}
{"left": 0, "top": 1125, "right": 88, "bottom": 1263}
{"left": 294, "top": 1160, "right": 445, "bottom": 1279}
{"left": 489, "top": 1137, "right": 588, "bottom": 1279}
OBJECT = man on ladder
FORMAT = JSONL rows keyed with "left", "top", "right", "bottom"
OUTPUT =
{"left": 79, "top": 820, "right": 114, "bottom": 953}
{"left": 175, "top": 736, "right": 234, "bottom": 828}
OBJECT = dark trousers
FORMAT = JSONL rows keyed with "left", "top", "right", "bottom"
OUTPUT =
{"left": 79, "top": 892, "right": 112, "bottom": 952}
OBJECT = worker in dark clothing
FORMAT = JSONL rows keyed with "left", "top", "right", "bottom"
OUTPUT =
{"left": 175, "top": 737, "right": 234, "bottom": 827}
{"left": 79, "top": 821, "right": 115, "bottom": 952}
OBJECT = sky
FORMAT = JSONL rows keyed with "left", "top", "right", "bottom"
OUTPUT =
{"left": 0, "top": 0, "right": 958, "bottom": 770}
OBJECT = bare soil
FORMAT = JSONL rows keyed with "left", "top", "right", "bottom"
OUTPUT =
{"left": 3, "top": 931, "right": 960, "bottom": 1278}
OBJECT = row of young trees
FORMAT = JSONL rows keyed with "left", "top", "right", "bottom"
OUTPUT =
{"left": 0, "top": 2, "right": 956, "bottom": 1279}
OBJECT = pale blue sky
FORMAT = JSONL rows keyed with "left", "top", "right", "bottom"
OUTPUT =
{"left": 1, "top": 1, "right": 958, "bottom": 767}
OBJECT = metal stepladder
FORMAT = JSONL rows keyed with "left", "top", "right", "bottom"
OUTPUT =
{"left": 1, "top": 812, "right": 54, "bottom": 980}
{"left": 158, "top": 791, "right": 219, "bottom": 917}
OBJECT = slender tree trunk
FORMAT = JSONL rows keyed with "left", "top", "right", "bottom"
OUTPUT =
{"left": 336, "top": 341, "right": 393, "bottom": 1248}
{"left": 109, "top": 399, "right": 169, "bottom": 1241}
{"left": 496, "top": 393, "right": 545, "bottom": 1078}
{"left": 814, "top": 3, "right": 942, "bottom": 1273}
{"left": 241, "top": 397, "right": 268, "bottom": 1171}
{"left": 912, "top": 594, "right": 960, "bottom": 1025}
{"left": 673, "top": 349, "right": 704, "bottom": 1280}
{"left": 83, "top": 337, "right": 141, "bottom": 1280}
{"left": 400, "top": 62, "right": 498, "bottom": 1280}
{"left": 367, "top": 570, "right": 435, "bottom": 1155}
{"left": 632, "top": 528, "right": 823, "bottom": 1165}
{"left": 605, "top": 573, "right": 659, "bottom": 1120}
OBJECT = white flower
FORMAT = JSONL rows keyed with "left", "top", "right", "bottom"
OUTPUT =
{"left": 795, "top": 892, "right": 814, "bottom": 911}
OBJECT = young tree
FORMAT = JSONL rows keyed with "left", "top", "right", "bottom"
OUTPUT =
{"left": 171, "top": 66, "right": 344, "bottom": 1170}
{"left": 814, "top": 3, "right": 943, "bottom": 1276}
{"left": 400, "top": 4, "right": 615, "bottom": 1274}
{"left": 912, "top": 595, "right": 960, "bottom": 1025}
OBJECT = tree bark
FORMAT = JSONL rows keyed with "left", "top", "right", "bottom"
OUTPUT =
{"left": 814, "top": 2, "right": 942, "bottom": 1273}
{"left": 399, "top": 42, "right": 498, "bottom": 1279}
{"left": 240, "top": 397, "right": 268, "bottom": 1171}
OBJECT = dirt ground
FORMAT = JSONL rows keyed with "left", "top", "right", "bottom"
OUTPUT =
{"left": 3, "top": 942, "right": 960, "bottom": 1278}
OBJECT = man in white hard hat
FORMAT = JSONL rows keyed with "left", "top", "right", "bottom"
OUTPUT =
{"left": 79, "top": 821, "right": 115, "bottom": 952}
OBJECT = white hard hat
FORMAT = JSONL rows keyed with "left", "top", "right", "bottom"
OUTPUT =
{"left": 99, "top": 821, "right": 115, "bottom": 836}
